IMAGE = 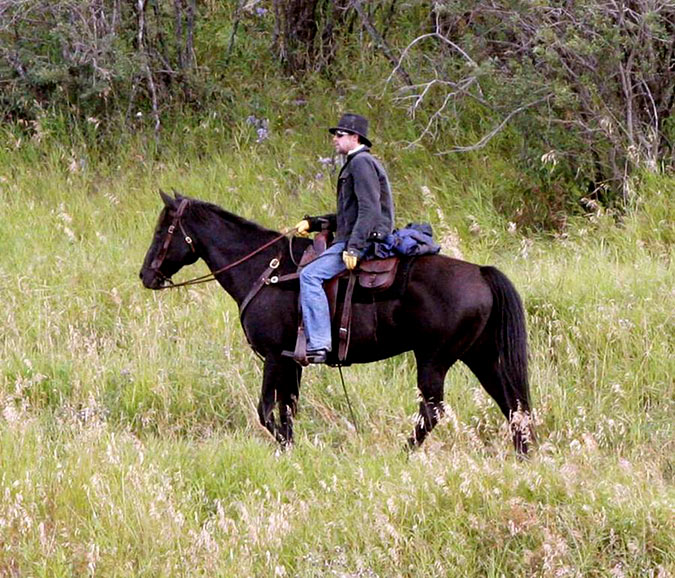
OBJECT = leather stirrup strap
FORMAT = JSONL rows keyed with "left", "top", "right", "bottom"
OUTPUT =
{"left": 281, "top": 293, "right": 309, "bottom": 366}
{"left": 338, "top": 272, "right": 357, "bottom": 362}
{"left": 284, "top": 294, "right": 308, "bottom": 366}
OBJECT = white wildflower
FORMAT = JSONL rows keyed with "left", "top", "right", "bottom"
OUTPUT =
{"left": 541, "top": 150, "right": 558, "bottom": 166}
{"left": 87, "top": 542, "right": 100, "bottom": 574}
{"left": 439, "top": 230, "right": 463, "bottom": 259}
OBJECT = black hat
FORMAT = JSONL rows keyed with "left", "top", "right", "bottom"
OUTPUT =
{"left": 329, "top": 113, "right": 372, "bottom": 147}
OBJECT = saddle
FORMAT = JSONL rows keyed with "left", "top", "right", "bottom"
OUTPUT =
{"left": 287, "top": 231, "right": 400, "bottom": 366}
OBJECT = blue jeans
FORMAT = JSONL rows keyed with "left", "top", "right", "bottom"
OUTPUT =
{"left": 299, "top": 242, "right": 347, "bottom": 352}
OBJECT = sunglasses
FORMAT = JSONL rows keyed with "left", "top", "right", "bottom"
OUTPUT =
{"left": 334, "top": 130, "right": 353, "bottom": 137}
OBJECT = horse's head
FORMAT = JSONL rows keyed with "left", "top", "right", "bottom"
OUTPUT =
{"left": 139, "top": 191, "right": 200, "bottom": 289}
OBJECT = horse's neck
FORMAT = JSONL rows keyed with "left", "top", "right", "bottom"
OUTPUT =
{"left": 196, "top": 212, "right": 280, "bottom": 304}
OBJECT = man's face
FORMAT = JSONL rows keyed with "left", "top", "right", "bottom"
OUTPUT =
{"left": 333, "top": 131, "right": 360, "bottom": 155}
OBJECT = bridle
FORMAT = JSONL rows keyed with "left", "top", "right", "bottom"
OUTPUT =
{"left": 150, "top": 198, "right": 195, "bottom": 278}
{"left": 150, "top": 198, "right": 292, "bottom": 289}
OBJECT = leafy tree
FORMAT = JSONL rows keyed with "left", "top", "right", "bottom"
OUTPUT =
{"left": 387, "top": 0, "right": 674, "bottom": 203}
{"left": 271, "top": 0, "right": 343, "bottom": 72}
{"left": 0, "top": 0, "right": 198, "bottom": 138}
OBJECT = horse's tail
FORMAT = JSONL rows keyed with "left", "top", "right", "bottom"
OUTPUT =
{"left": 480, "top": 266, "right": 532, "bottom": 414}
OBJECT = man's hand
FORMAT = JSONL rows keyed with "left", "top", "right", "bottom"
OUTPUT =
{"left": 294, "top": 219, "right": 310, "bottom": 237}
{"left": 342, "top": 249, "right": 359, "bottom": 270}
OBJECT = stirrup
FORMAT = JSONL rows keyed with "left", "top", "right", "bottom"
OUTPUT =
{"left": 306, "top": 349, "right": 328, "bottom": 364}
{"left": 282, "top": 349, "right": 308, "bottom": 366}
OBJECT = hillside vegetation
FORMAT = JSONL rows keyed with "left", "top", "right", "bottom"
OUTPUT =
{"left": 1, "top": 126, "right": 673, "bottom": 576}
{"left": 1, "top": 1, "right": 674, "bottom": 576}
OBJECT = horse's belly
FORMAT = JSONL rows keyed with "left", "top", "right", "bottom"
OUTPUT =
{"left": 332, "top": 300, "right": 411, "bottom": 363}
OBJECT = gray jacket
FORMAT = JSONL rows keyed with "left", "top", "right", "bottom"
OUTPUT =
{"left": 309, "top": 148, "right": 394, "bottom": 254}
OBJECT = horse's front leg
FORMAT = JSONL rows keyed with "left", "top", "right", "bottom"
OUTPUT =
{"left": 258, "top": 356, "right": 301, "bottom": 447}
{"left": 258, "top": 359, "right": 279, "bottom": 441}
{"left": 277, "top": 358, "right": 301, "bottom": 448}
{"left": 408, "top": 356, "right": 450, "bottom": 448}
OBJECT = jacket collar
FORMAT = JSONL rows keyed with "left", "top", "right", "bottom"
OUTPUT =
{"left": 338, "top": 146, "right": 370, "bottom": 178}
{"left": 341, "top": 146, "right": 370, "bottom": 169}
{"left": 347, "top": 144, "right": 367, "bottom": 157}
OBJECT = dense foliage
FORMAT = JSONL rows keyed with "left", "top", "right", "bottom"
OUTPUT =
{"left": 1, "top": 0, "right": 673, "bottom": 209}
{"left": 392, "top": 1, "right": 675, "bottom": 202}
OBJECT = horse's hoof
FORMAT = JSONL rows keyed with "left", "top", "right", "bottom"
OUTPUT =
{"left": 276, "top": 438, "right": 294, "bottom": 452}
{"left": 405, "top": 437, "right": 419, "bottom": 452}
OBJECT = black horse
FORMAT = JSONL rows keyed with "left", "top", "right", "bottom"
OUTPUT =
{"left": 140, "top": 192, "right": 534, "bottom": 454}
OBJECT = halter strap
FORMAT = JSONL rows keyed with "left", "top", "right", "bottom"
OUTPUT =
{"left": 150, "top": 198, "right": 193, "bottom": 272}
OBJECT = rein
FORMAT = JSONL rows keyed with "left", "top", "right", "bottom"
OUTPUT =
{"left": 153, "top": 199, "right": 294, "bottom": 289}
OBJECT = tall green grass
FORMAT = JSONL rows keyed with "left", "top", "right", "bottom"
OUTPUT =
{"left": 1, "top": 132, "right": 672, "bottom": 575}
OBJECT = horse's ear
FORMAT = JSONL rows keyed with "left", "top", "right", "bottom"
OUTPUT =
{"left": 159, "top": 189, "right": 175, "bottom": 208}
{"left": 171, "top": 188, "right": 184, "bottom": 201}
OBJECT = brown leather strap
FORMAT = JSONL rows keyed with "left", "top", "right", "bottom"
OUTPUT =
{"left": 292, "top": 319, "right": 308, "bottom": 366}
{"left": 239, "top": 256, "right": 282, "bottom": 319}
{"left": 282, "top": 294, "right": 308, "bottom": 366}
{"left": 338, "top": 272, "right": 357, "bottom": 362}
{"left": 150, "top": 198, "right": 191, "bottom": 271}
{"left": 274, "top": 272, "right": 299, "bottom": 283}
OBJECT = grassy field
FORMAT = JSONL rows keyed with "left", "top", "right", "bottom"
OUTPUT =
{"left": 1, "top": 139, "right": 673, "bottom": 576}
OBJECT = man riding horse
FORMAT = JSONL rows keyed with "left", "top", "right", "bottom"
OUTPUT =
{"left": 295, "top": 113, "right": 395, "bottom": 364}
{"left": 139, "top": 115, "right": 534, "bottom": 453}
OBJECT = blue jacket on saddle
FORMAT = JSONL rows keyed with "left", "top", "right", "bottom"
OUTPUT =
{"left": 368, "top": 222, "right": 441, "bottom": 259}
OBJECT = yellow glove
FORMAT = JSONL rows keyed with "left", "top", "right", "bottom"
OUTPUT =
{"left": 294, "top": 219, "right": 310, "bottom": 237}
{"left": 342, "top": 249, "right": 359, "bottom": 270}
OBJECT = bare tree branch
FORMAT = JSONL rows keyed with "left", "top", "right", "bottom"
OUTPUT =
{"left": 385, "top": 0, "right": 674, "bottom": 198}
{"left": 351, "top": 0, "right": 411, "bottom": 84}
{"left": 226, "top": 0, "right": 246, "bottom": 62}
{"left": 436, "top": 96, "right": 552, "bottom": 155}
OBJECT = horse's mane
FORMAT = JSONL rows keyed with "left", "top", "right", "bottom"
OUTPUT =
{"left": 187, "top": 196, "right": 279, "bottom": 236}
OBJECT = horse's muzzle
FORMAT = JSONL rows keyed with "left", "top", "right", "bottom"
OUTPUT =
{"left": 139, "top": 268, "right": 171, "bottom": 290}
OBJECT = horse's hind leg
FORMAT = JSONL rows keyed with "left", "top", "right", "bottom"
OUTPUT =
{"left": 408, "top": 355, "right": 450, "bottom": 448}
{"left": 462, "top": 347, "right": 534, "bottom": 455}
{"left": 258, "top": 356, "right": 301, "bottom": 447}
